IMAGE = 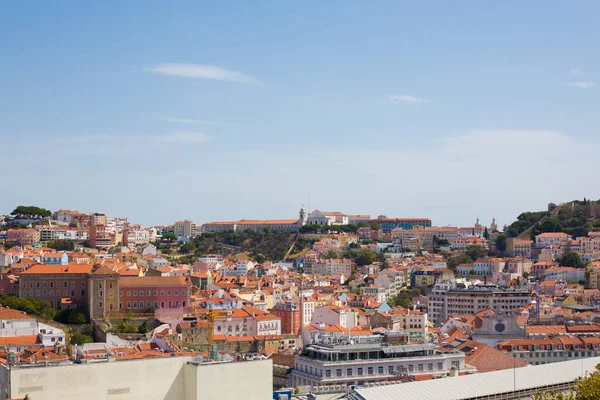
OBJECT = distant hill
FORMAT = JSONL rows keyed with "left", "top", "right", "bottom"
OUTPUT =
{"left": 193, "top": 230, "right": 315, "bottom": 262}
{"left": 506, "top": 199, "right": 600, "bottom": 239}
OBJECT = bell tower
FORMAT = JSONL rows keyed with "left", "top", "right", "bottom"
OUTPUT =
{"left": 298, "top": 205, "right": 307, "bottom": 227}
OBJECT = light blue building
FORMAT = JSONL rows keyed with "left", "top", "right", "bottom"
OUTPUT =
{"left": 41, "top": 252, "right": 69, "bottom": 265}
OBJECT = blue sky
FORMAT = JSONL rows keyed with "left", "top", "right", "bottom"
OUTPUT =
{"left": 1, "top": 1, "right": 599, "bottom": 228}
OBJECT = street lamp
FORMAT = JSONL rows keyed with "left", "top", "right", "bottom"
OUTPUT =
{"left": 7, "top": 350, "right": 16, "bottom": 398}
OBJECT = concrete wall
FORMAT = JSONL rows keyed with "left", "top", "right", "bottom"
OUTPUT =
{"left": 1, "top": 357, "right": 272, "bottom": 400}
{"left": 184, "top": 360, "right": 272, "bottom": 400}
{"left": 5, "top": 356, "right": 188, "bottom": 400}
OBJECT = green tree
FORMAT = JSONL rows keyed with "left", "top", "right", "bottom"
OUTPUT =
{"left": 81, "top": 324, "right": 94, "bottom": 337}
{"left": 0, "top": 296, "right": 56, "bottom": 320}
{"left": 11, "top": 205, "right": 52, "bottom": 218}
{"left": 466, "top": 245, "right": 488, "bottom": 261}
{"left": 67, "top": 308, "right": 87, "bottom": 324}
{"left": 540, "top": 217, "right": 563, "bottom": 233}
{"left": 179, "top": 241, "right": 196, "bottom": 254}
{"left": 116, "top": 320, "right": 138, "bottom": 334}
{"left": 47, "top": 240, "right": 76, "bottom": 251}
{"left": 161, "top": 233, "right": 178, "bottom": 242}
{"left": 483, "top": 227, "right": 489, "bottom": 239}
{"left": 71, "top": 332, "right": 93, "bottom": 345}
{"left": 325, "top": 250, "right": 339, "bottom": 259}
{"left": 495, "top": 234, "right": 508, "bottom": 252}
{"left": 138, "top": 319, "right": 149, "bottom": 334}
{"left": 354, "top": 249, "right": 377, "bottom": 266}
{"left": 560, "top": 251, "right": 585, "bottom": 269}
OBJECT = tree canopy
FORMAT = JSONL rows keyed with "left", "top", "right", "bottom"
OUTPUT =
{"left": 47, "top": 240, "right": 76, "bottom": 251}
{"left": 0, "top": 296, "right": 56, "bottom": 320}
{"left": 495, "top": 234, "right": 508, "bottom": 252}
{"left": 353, "top": 249, "right": 377, "bottom": 266}
{"left": 11, "top": 205, "right": 52, "bottom": 218}
{"left": 179, "top": 241, "right": 196, "bottom": 254}
{"left": 560, "top": 251, "right": 585, "bottom": 269}
{"left": 161, "top": 233, "right": 178, "bottom": 242}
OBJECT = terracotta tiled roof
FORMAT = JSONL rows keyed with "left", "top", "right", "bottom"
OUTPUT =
{"left": 120, "top": 276, "right": 187, "bottom": 288}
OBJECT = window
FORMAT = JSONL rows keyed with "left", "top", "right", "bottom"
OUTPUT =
{"left": 127, "top": 302, "right": 131, "bottom": 308}
{"left": 325, "top": 370, "right": 331, "bottom": 378}
{"left": 63, "top": 281, "right": 68, "bottom": 288}
{"left": 81, "top": 290, "right": 85, "bottom": 296}
{"left": 357, "top": 368, "right": 363, "bottom": 376}
{"left": 99, "top": 301, "right": 103, "bottom": 308}
{"left": 346, "top": 368, "right": 353, "bottom": 376}
{"left": 378, "top": 366, "right": 384, "bottom": 374}
{"left": 438, "top": 363, "right": 443, "bottom": 370}
{"left": 147, "top": 291, "right": 151, "bottom": 296}
{"left": 368, "top": 367, "right": 373, "bottom": 375}
{"left": 418, "top": 364, "right": 423, "bottom": 372}
{"left": 336, "top": 369, "right": 342, "bottom": 377}
{"left": 428, "top": 363, "right": 433, "bottom": 371}
{"left": 50, "top": 282, "right": 54, "bottom": 288}
{"left": 154, "top": 291, "right": 158, "bottom": 296}
{"left": 134, "top": 291, "right": 138, "bottom": 297}
{"left": 98, "top": 290, "right": 103, "bottom": 297}
{"left": 388, "top": 366, "right": 394, "bottom": 374}
{"left": 167, "top": 291, "right": 172, "bottom": 296}
{"left": 217, "top": 326, "right": 222, "bottom": 332}
{"left": 98, "top": 282, "right": 103, "bottom": 289}
{"left": 109, "top": 282, "right": 113, "bottom": 289}
{"left": 127, "top": 291, "right": 131, "bottom": 296}
{"left": 109, "top": 290, "right": 114, "bottom": 298}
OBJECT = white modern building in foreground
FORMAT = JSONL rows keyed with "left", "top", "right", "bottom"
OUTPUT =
{"left": 0, "top": 357, "right": 272, "bottom": 400}
{"left": 350, "top": 356, "right": 600, "bottom": 400}
{"left": 291, "top": 331, "right": 466, "bottom": 390}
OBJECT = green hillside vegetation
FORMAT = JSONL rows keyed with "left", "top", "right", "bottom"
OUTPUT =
{"left": 193, "top": 229, "right": 316, "bottom": 262}
{"left": 506, "top": 200, "right": 600, "bottom": 239}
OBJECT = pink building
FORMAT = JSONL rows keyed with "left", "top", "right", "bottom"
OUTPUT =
{"left": 119, "top": 276, "right": 190, "bottom": 311}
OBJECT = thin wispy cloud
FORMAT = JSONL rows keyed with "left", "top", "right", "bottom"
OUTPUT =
{"left": 149, "top": 63, "right": 261, "bottom": 85}
{"left": 159, "top": 131, "right": 211, "bottom": 143}
{"left": 562, "top": 81, "right": 596, "bottom": 89}
{"left": 568, "top": 68, "right": 584, "bottom": 76}
{"left": 389, "top": 95, "right": 428, "bottom": 104}
{"left": 165, "top": 117, "right": 220, "bottom": 126}
{"left": 73, "top": 131, "right": 211, "bottom": 144}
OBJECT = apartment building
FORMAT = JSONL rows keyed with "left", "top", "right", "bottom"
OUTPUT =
{"left": 304, "top": 258, "right": 354, "bottom": 277}
{"left": 89, "top": 224, "right": 112, "bottom": 249}
{"left": 174, "top": 220, "right": 197, "bottom": 238}
{"left": 6, "top": 229, "right": 40, "bottom": 246}
{"left": 427, "top": 280, "right": 458, "bottom": 327}
{"left": 270, "top": 302, "right": 301, "bottom": 335}
{"left": 507, "top": 238, "right": 533, "bottom": 257}
{"left": 536, "top": 232, "right": 570, "bottom": 247}
{"left": 18, "top": 263, "right": 93, "bottom": 310}
{"left": 291, "top": 332, "right": 465, "bottom": 389}
{"left": 496, "top": 337, "right": 597, "bottom": 365}
{"left": 444, "top": 286, "right": 532, "bottom": 318}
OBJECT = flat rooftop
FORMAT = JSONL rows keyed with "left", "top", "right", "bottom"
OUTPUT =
{"left": 351, "top": 356, "right": 600, "bottom": 400}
